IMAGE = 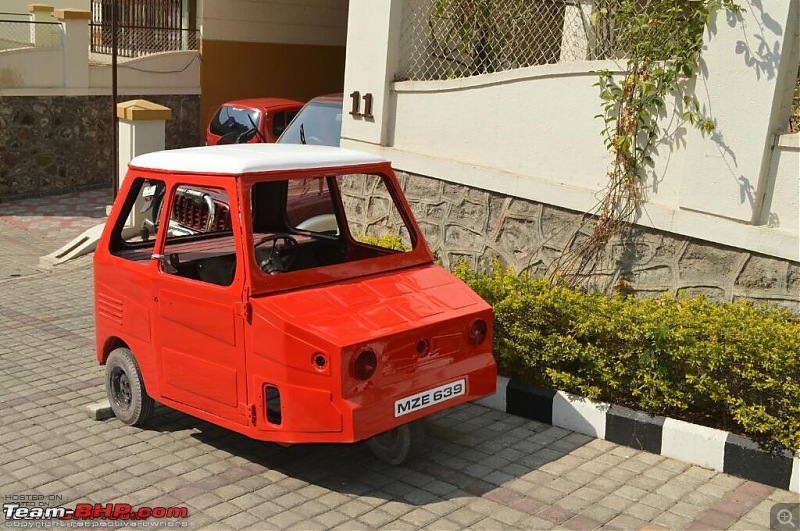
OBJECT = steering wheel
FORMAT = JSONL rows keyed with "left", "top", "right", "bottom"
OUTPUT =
{"left": 255, "top": 234, "right": 299, "bottom": 274}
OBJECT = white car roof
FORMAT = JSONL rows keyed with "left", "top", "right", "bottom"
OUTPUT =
{"left": 129, "top": 144, "right": 387, "bottom": 175}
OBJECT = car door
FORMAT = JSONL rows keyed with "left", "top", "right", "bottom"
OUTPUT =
{"left": 150, "top": 179, "right": 250, "bottom": 426}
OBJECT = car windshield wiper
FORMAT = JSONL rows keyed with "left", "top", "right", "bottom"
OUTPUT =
{"left": 300, "top": 123, "right": 306, "bottom": 145}
{"left": 246, "top": 113, "right": 266, "bottom": 143}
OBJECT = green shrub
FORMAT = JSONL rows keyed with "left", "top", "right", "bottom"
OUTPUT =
{"left": 454, "top": 259, "right": 800, "bottom": 451}
{"left": 356, "top": 232, "right": 407, "bottom": 251}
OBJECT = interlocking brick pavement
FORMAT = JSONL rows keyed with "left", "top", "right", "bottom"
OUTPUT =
{"left": 0, "top": 196, "right": 797, "bottom": 530}
{"left": 0, "top": 188, "right": 111, "bottom": 281}
{"left": 0, "top": 188, "right": 110, "bottom": 242}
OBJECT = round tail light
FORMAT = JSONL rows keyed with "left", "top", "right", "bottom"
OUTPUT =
{"left": 352, "top": 349, "right": 378, "bottom": 380}
{"left": 416, "top": 338, "right": 430, "bottom": 357}
{"left": 467, "top": 318, "right": 488, "bottom": 346}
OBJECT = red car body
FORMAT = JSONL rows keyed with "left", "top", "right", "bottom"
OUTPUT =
{"left": 94, "top": 144, "right": 496, "bottom": 460}
{"left": 206, "top": 97, "right": 303, "bottom": 146}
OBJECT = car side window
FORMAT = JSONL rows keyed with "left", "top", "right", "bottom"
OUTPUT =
{"left": 337, "top": 174, "right": 413, "bottom": 252}
{"left": 109, "top": 177, "right": 166, "bottom": 262}
{"left": 272, "top": 112, "right": 286, "bottom": 138}
{"left": 158, "top": 186, "right": 236, "bottom": 287}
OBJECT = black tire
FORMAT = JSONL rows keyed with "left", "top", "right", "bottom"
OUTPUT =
{"left": 366, "top": 421, "right": 425, "bottom": 465}
{"left": 105, "top": 348, "right": 154, "bottom": 426}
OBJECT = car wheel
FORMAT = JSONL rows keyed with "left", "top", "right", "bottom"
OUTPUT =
{"left": 105, "top": 348, "right": 154, "bottom": 426}
{"left": 366, "top": 421, "right": 425, "bottom": 465}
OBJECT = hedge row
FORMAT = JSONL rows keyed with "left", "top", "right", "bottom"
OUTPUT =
{"left": 453, "top": 260, "right": 800, "bottom": 452}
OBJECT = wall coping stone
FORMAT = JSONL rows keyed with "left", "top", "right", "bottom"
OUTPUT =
{"left": 28, "top": 4, "right": 54, "bottom": 13}
{"left": 53, "top": 9, "right": 91, "bottom": 20}
{"left": 117, "top": 99, "right": 172, "bottom": 122}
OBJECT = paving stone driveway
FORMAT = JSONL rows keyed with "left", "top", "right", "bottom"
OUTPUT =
{"left": 0, "top": 255, "right": 796, "bottom": 530}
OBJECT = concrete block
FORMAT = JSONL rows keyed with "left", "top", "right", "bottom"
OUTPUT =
{"left": 791, "top": 454, "right": 799, "bottom": 494}
{"left": 661, "top": 417, "right": 726, "bottom": 471}
{"left": 86, "top": 400, "right": 114, "bottom": 421}
{"left": 552, "top": 390, "right": 608, "bottom": 439}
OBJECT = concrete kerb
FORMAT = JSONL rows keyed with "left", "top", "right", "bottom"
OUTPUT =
{"left": 479, "top": 377, "right": 800, "bottom": 493}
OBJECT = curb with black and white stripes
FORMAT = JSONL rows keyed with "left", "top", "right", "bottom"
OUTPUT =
{"left": 476, "top": 377, "right": 799, "bottom": 493}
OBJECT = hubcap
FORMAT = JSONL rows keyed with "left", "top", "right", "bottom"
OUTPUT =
{"left": 110, "top": 368, "right": 132, "bottom": 410}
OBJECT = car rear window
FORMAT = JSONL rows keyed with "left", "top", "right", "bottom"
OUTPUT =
{"left": 209, "top": 106, "right": 261, "bottom": 137}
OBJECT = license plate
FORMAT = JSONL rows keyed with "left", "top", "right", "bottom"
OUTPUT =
{"left": 142, "top": 184, "right": 157, "bottom": 198}
{"left": 394, "top": 379, "right": 466, "bottom": 417}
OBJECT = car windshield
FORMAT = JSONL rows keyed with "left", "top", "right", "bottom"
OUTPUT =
{"left": 277, "top": 101, "right": 342, "bottom": 146}
{"left": 210, "top": 106, "right": 260, "bottom": 137}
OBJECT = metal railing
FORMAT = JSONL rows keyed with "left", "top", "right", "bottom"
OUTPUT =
{"left": 90, "top": 0, "right": 198, "bottom": 59}
{"left": 0, "top": 18, "right": 63, "bottom": 51}
{"left": 399, "top": 0, "right": 628, "bottom": 81}
{"left": 90, "top": 24, "right": 199, "bottom": 58}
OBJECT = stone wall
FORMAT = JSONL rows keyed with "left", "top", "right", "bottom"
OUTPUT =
{"left": 0, "top": 94, "right": 200, "bottom": 201}
{"left": 391, "top": 170, "right": 799, "bottom": 312}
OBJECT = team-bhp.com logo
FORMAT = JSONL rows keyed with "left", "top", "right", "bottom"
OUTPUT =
{"left": 3, "top": 501, "right": 189, "bottom": 527}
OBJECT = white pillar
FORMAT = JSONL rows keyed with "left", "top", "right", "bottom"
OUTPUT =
{"left": 117, "top": 100, "right": 172, "bottom": 234}
{"left": 28, "top": 4, "right": 59, "bottom": 47}
{"left": 54, "top": 8, "right": 90, "bottom": 89}
{"left": 679, "top": 0, "right": 799, "bottom": 224}
{"left": 559, "top": 0, "right": 593, "bottom": 63}
{"left": 341, "top": 0, "right": 403, "bottom": 147}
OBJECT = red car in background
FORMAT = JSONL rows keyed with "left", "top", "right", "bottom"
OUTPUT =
{"left": 206, "top": 98, "right": 303, "bottom": 146}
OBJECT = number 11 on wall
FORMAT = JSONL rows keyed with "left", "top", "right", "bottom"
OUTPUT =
{"left": 349, "top": 91, "right": 374, "bottom": 119}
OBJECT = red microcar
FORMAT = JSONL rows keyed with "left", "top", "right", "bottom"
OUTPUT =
{"left": 93, "top": 144, "right": 497, "bottom": 463}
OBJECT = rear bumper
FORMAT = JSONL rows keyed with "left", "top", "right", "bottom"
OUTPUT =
{"left": 241, "top": 356, "right": 496, "bottom": 445}
{"left": 347, "top": 360, "right": 497, "bottom": 442}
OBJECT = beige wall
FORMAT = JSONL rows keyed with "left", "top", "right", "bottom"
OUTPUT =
{"left": 342, "top": 0, "right": 800, "bottom": 264}
{"left": 200, "top": 0, "right": 348, "bottom": 46}
{"left": 2, "top": 1, "right": 90, "bottom": 13}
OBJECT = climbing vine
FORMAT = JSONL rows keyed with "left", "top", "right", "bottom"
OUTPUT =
{"left": 557, "top": 0, "right": 742, "bottom": 284}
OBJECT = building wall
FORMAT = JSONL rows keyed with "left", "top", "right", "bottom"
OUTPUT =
{"left": 0, "top": 94, "right": 200, "bottom": 200}
{"left": 198, "top": 0, "right": 349, "bottom": 137}
{"left": 2, "top": 1, "right": 90, "bottom": 13}
{"left": 199, "top": 0, "right": 348, "bottom": 45}
{"left": 384, "top": 170, "right": 798, "bottom": 311}
{"left": 0, "top": 49, "right": 200, "bottom": 93}
{"left": 374, "top": 65, "right": 799, "bottom": 264}
{"left": 341, "top": 0, "right": 800, "bottom": 308}
{"left": 0, "top": 10, "right": 202, "bottom": 200}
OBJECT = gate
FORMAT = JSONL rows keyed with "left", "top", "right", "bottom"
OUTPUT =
{"left": 90, "top": 0, "right": 197, "bottom": 58}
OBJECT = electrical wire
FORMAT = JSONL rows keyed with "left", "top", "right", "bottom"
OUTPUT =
{"left": 115, "top": 53, "right": 200, "bottom": 74}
